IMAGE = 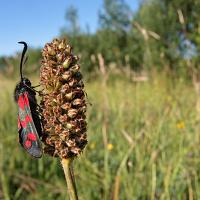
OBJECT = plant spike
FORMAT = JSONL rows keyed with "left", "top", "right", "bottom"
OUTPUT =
{"left": 40, "top": 38, "right": 88, "bottom": 200}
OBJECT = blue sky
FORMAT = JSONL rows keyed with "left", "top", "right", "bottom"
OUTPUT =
{"left": 0, "top": 0, "right": 139, "bottom": 56}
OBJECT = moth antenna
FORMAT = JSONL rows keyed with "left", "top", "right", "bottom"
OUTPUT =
{"left": 18, "top": 41, "right": 28, "bottom": 81}
{"left": 24, "top": 56, "right": 28, "bottom": 66}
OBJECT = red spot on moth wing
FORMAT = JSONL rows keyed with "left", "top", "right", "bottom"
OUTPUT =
{"left": 18, "top": 93, "right": 30, "bottom": 110}
{"left": 27, "top": 133, "right": 37, "bottom": 141}
{"left": 25, "top": 115, "right": 32, "bottom": 123}
{"left": 18, "top": 95, "right": 25, "bottom": 110}
{"left": 18, "top": 116, "right": 21, "bottom": 130}
{"left": 21, "top": 120, "right": 26, "bottom": 128}
{"left": 20, "top": 116, "right": 32, "bottom": 128}
{"left": 24, "top": 140, "right": 32, "bottom": 148}
{"left": 24, "top": 92, "right": 30, "bottom": 107}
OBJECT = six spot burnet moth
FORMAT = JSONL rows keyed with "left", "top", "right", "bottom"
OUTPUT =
{"left": 14, "top": 41, "right": 43, "bottom": 158}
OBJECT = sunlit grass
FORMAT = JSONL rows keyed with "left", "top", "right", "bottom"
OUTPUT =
{"left": 1, "top": 72, "right": 200, "bottom": 200}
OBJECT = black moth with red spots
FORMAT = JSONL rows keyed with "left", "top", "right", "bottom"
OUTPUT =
{"left": 14, "top": 41, "right": 43, "bottom": 158}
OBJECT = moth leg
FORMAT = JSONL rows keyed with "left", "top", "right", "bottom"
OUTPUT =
{"left": 32, "top": 84, "right": 40, "bottom": 88}
{"left": 25, "top": 84, "right": 42, "bottom": 95}
{"left": 32, "top": 110, "right": 42, "bottom": 117}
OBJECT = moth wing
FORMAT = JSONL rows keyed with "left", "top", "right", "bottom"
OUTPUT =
{"left": 17, "top": 92, "right": 42, "bottom": 158}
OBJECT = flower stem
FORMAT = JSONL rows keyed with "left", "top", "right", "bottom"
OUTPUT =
{"left": 61, "top": 158, "right": 79, "bottom": 200}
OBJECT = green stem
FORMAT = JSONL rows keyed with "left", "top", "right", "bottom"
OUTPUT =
{"left": 61, "top": 158, "right": 79, "bottom": 200}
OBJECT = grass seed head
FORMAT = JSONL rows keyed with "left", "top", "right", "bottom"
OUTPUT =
{"left": 40, "top": 38, "right": 87, "bottom": 159}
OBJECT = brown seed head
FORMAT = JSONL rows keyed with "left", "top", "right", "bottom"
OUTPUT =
{"left": 40, "top": 38, "right": 87, "bottom": 159}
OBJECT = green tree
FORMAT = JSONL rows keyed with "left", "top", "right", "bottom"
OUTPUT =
{"left": 61, "top": 5, "right": 80, "bottom": 37}
{"left": 97, "top": 0, "right": 132, "bottom": 67}
{"left": 133, "top": 0, "right": 200, "bottom": 71}
{"left": 99, "top": 0, "right": 131, "bottom": 31}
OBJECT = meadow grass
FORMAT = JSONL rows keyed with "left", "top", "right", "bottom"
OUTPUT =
{"left": 1, "top": 71, "right": 200, "bottom": 200}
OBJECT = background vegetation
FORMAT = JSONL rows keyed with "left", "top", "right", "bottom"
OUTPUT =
{"left": 1, "top": 0, "right": 200, "bottom": 199}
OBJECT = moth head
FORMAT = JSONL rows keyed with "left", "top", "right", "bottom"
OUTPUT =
{"left": 22, "top": 77, "right": 31, "bottom": 86}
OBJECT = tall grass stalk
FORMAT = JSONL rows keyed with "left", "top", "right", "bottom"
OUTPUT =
{"left": 61, "top": 158, "right": 78, "bottom": 200}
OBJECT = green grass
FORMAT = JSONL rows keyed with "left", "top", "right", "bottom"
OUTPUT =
{"left": 1, "top": 72, "right": 200, "bottom": 200}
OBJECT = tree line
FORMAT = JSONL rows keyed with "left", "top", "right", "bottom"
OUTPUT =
{"left": 1, "top": 0, "right": 200, "bottom": 77}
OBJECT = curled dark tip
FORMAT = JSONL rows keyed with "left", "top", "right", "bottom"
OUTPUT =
{"left": 18, "top": 41, "right": 28, "bottom": 80}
